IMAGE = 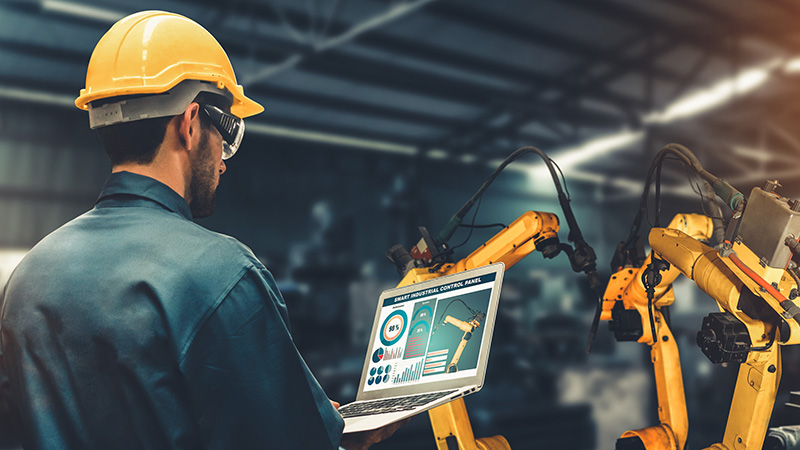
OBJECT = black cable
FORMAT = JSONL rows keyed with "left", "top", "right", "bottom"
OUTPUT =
{"left": 617, "top": 143, "right": 746, "bottom": 346}
{"left": 617, "top": 144, "right": 709, "bottom": 345}
{"left": 649, "top": 163, "right": 665, "bottom": 343}
{"left": 437, "top": 146, "right": 580, "bottom": 245}
{"left": 551, "top": 158, "right": 571, "bottom": 201}
{"left": 432, "top": 145, "right": 603, "bottom": 352}
{"left": 655, "top": 162, "right": 663, "bottom": 228}
{"left": 672, "top": 158, "right": 726, "bottom": 225}
{"left": 678, "top": 160, "right": 726, "bottom": 244}
{"left": 459, "top": 223, "right": 506, "bottom": 229}
{"left": 432, "top": 299, "right": 477, "bottom": 334}
{"left": 749, "top": 329, "right": 777, "bottom": 352}
{"left": 643, "top": 155, "right": 678, "bottom": 229}
{"left": 788, "top": 265, "right": 800, "bottom": 289}
{"left": 646, "top": 263, "right": 658, "bottom": 344}
{"left": 621, "top": 144, "right": 713, "bottom": 255}
{"left": 450, "top": 196, "right": 483, "bottom": 251}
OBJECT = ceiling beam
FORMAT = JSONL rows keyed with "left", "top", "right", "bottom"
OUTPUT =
{"left": 424, "top": 1, "right": 686, "bottom": 82}
{"left": 662, "top": 0, "right": 800, "bottom": 51}
{"left": 427, "top": 30, "right": 650, "bottom": 152}
{"left": 0, "top": 26, "right": 626, "bottom": 137}
{"left": 218, "top": 0, "right": 648, "bottom": 111}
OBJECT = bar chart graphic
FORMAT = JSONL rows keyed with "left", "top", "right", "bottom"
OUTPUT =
{"left": 392, "top": 360, "right": 423, "bottom": 384}
{"left": 383, "top": 347, "right": 403, "bottom": 360}
{"left": 423, "top": 349, "right": 449, "bottom": 375}
{"left": 403, "top": 335, "right": 426, "bottom": 359}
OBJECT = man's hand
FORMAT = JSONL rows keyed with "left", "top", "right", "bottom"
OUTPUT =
{"left": 330, "top": 399, "right": 409, "bottom": 450}
{"left": 339, "top": 419, "right": 411, "bottom": 450}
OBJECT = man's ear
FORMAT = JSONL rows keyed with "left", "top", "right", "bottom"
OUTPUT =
{"left": 177, "top": 103, "right": 202, "bottom": 150}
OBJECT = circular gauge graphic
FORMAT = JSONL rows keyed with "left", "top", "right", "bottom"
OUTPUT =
{"left": 385, "top": 365, "right": 392, "bottom": 373}
{"left": 412, "top": 305, "right": 433, "bottom": 323}
{"left": 371, "top": 348, "right": 384, "bottom": 363}
{"left": 380, "top": 310, "right": 408, "bottom": 346}
{"left": 377, "top": 366, "right": 384, "bottom": 375}
{"left": 383, "top": 374, "right": 389, "bottom": 383}
{"left": 367, "top": 377, "right": 374, "bottom": 386}
{"left": 410, "top": 321, "right": 429, "bottom": 335}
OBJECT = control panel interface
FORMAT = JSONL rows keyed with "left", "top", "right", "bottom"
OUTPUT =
{"left": 363, "top": 273, "right": 496, "bottom": 392}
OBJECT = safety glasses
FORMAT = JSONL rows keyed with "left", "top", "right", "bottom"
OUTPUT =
{"left": 201, "top": 104, "right": 245, "bottom": 160}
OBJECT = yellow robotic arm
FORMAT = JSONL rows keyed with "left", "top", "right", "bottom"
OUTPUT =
{"left": 651, "top": 227, "right": 800, "bottom": 450}
{"left": 647, "top": 182, "right": 800, "bottom": 450}
{"left": 396, "top": 211, "right": 560, "bottom": 287}
{"left": 602, "top": 213, "right": 715, "bottom": 450}
{"left": 395, "top": 210, "right": 559, "bottom": 450}
{"left": 599, "top": 143, "right": 800, "bottom": 450}
{"left": 385, "top": 146, "right": 604, "bottom": 450}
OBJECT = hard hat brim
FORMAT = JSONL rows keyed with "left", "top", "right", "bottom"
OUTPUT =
{"left": 76, "top": 73, "right": 263, "bottom": 119}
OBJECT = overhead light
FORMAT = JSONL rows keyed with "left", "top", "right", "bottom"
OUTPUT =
{"left": 731, "top": 145, "right": 773, "bottom": 163}
{"left": 246, "top": 122, "right": 419, "bottom": 155}
{"left": 426, "top": 149, "right": 449, "bottom": 159}
{"left": 644, "top": 60, "right": 779, "bottom": 124}
{"left": 40, "top": 0, "right": 124, "bottom": 23}
{"left": 526, "top": 129, "right": 644, "bottom": 179}
{"left": 0, "top": 86, "right": 75, "bottom": 108}
{"left": 460, "top": 154, "right": 477, "bottom": 164}
{"left": 784, "top": 57, "right": 800, "bottom": 73}
{"left": 519, "top": 58, "right": 782, "bottom": 182}
{"left": 546, "top": 130, "right": 644, "bottom": 168}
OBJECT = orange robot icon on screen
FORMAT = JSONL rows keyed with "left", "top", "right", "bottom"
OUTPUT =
{"left": 432, "top": 299, "right": 486, "bottom": 373}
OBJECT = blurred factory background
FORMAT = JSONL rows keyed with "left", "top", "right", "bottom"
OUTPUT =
{"left": 2, "top": 0, "right": 800, "bottom": 449}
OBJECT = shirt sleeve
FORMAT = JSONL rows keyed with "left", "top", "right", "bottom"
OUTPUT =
{"left": 180, "top": 265, "right": 344, "bottom": 450}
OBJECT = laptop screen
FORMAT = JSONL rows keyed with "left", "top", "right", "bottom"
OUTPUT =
{"left": 357, "top": 263, "right": 504, "bottom": 399}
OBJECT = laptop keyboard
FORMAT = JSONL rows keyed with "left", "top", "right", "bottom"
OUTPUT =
{"left": 338, "top": 390, "right": 459, "bottom": 418}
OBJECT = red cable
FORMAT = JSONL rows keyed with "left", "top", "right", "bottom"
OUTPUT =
{"left": 728, "top": 252, "right": 788, "bottom": 302}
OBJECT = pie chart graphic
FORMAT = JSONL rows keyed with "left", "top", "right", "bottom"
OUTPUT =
{"left": 380, "top": 310, "right": 407, "bottom": 346}
{"left": 372, "top": 347, "right": 384, "bottom": 363}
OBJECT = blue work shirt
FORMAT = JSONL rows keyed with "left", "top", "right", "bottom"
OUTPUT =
{"left": 0, "top": 171, "right": 345, "bottom": 449}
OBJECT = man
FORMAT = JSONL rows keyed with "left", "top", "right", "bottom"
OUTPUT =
{"left": 0, "top": 11, "right": 403, "bottom": 450}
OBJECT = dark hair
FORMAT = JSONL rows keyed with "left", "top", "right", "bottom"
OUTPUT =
{"left": 96, "top": 115, "right": 173, "bottom": 165}
{"left": 94, "top": 91, "right": 232, "bottom": 165}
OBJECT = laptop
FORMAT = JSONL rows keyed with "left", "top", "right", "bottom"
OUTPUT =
{"left": 339, "top": 263, "right": 505, "bottom": 433}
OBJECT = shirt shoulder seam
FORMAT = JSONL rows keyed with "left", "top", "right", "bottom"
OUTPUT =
{"left": 176, "top": 263, "right": 255, "bottom": 364}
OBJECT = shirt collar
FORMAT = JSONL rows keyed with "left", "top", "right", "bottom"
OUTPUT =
{"left": 96, "top": 171, "right": 193, "bottom": 221}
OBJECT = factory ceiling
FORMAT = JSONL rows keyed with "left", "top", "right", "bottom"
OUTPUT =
{"left": 2, "top": 0, "right": 800, "bottom": 201}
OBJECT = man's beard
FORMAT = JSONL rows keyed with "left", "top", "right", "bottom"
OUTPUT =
{"left": 188, "top": 128, "right": 217, "bottom": 218}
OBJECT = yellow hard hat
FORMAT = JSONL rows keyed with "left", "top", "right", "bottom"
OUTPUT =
{"left": 75, "top": 10, "right": 263, "bottom": 119}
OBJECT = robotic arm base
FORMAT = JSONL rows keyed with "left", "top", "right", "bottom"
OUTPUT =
{"left": 476, "top": 436, "right": 511, "bottom": 450}
{"left": 619, "top": 424, "right": 679, "bottom": 450}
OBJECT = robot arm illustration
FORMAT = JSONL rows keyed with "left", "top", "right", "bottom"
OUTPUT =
{"left": 433, "top": 300, "right": 487, "bottom": 373}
